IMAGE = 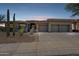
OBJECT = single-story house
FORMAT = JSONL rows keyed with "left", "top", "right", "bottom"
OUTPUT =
{"left": 0, "top": 18, "right": 79, "bottom": 32}
{"left": 15, "top": 18, "right": 79, "bottom": 32}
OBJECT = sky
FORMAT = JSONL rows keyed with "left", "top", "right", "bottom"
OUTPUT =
{"left": 0, "top": 3, "right": 79, "bottom": 21}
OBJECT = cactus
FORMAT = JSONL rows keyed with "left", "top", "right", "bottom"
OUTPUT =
{"left": 6, "top": 9, "right": 10, "bottom": 37}
{"left": 13, "top": 13, "right": 15, "bottom": 36}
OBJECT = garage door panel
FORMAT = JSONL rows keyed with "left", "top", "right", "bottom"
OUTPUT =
{"left": 59, "top": 25, "right": 69, "bottom": 32}
{"left": 39, "top": 25, "right": 48, "bottom": 32}
{"left": 60, "top": 25, "right": 70, "bottom": 32}
{"left": 51, "top": 24, "right": 71, "bottom": 32}
{"left": 51, "top": 24, "right": 59, "bottom": 32}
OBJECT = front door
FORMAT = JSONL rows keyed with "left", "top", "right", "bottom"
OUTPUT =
{"left": 28, "top": 23, "right": 36, "bottom": 32}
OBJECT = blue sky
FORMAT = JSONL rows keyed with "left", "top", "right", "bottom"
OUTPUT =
{"left": 0, "top": 3, "right": 79, "bottom": 21}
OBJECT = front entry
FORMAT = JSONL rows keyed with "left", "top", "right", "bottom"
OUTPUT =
{"left": 26, "top": 23, "right": 36, "bottom": 32}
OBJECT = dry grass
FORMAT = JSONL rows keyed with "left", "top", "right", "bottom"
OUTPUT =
{"left": 0, "top": 32, "right": 36, "bottom": 44}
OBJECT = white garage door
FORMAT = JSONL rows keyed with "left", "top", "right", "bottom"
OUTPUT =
{"left": 59, "top": 25, "right": 70, "bottom": 32}
{"left": 39, "top": 25, "right": 48, "bottom": 32}
{"left": 51, "top": 24, "right": 71, "bottom": 32}
{"left": 51, "top": 24, "right": 59, "bottom": 32}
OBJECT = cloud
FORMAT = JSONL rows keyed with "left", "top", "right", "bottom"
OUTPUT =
{"left": 24, "top": 16, "right": 55, "bottom": 21}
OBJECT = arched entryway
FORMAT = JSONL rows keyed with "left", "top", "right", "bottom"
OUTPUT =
{"left": 25, "top": 23, "right": 36, "bottom": 32}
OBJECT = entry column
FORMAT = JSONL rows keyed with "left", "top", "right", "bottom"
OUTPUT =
{"left": 36, "top": 24, "right": 39, "bottom": 32}
{"left": 25, "top": 23, "right": 29, "bottom": 32}
{"left": 48, "top": 23, "right": 51, "bottom": 32}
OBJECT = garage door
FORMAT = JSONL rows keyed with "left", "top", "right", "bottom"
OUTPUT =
{"left": 59, "top": 25, "right": 70, "bottom": 32}
{"left": 39, "top": 25, "right": 48, "bottom": 32}
{"left": 51, "top": 24, "right": 71, "bottom": 32}
{"left": 51, "top": 24, "right": 59, "bottom": 32}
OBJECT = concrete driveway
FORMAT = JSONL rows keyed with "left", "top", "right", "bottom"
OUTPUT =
{"left": 37, "top": 32, "right": 79, "bottom": 56}
{"left": 0, "top": 32, "right": 79, "bottom": 56}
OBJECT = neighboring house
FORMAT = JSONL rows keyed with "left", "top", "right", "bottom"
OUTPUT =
{"left": 0, "top": 18, "right": 79, "bottom": 32}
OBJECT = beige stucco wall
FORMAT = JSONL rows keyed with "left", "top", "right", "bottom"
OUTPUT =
{"left": 37, "top": 22, "right": 48, "bottom": 32}
{"left": 76, "top": 22, "right": 79, "bottom": 30}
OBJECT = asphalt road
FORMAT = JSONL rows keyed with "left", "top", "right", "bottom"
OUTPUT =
{"left": 0, "top": 32, "right": 79, "bottom": 56}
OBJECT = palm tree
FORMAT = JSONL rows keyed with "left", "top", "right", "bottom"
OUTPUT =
{"left": 65, "top": 3, "right": 79, "bottom": 32}
{"left": 65, "top": 3, "right": 79, "bottom": 16}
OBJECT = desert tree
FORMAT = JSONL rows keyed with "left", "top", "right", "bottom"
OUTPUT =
{"left": 0, "top": 14, "right": 6, "bottom": 32}
{"left": 0, "top": 14, "right": 5, "bottom": 21}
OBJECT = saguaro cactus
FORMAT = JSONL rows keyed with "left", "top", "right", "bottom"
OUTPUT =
{"left": 6, "top": 9, "right": 10, "bottom": 37}
{"left": 13, "top": 13, "right": 15, "bottom": 36}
